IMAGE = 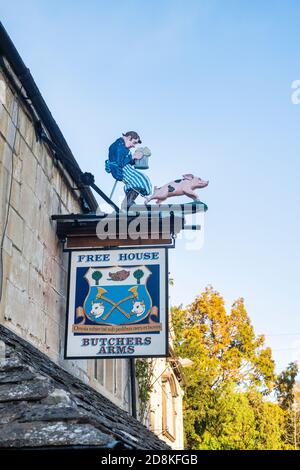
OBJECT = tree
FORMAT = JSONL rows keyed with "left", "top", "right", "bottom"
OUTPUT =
{"left": 276, "top": 362, "right": 299, "bottom": 449}
{"left": 172, "top": 286, "right": 275, "bottom": 393}
{"left": 292, "top": 383, "right": 300, "bottom": 450}
{"left": 198, "top": 382, "right": 257, "bottom": 450}
{"left": 276, "top": 362, "right": 298, "bottom": 410}
{"left": 133, "top": 269, "right": 144, "bottom": 285}
{"left": 171, "top": 286, "right": 285, "bottom": 449}
{"left": 246, "top": 388, "right": 286, "bottom": 450}
{"left": 92, "top": 270, "right": 102, "bottom": 286}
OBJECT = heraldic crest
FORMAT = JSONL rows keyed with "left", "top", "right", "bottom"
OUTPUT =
{"left": 83, "top": 266, "right": 153, "bottom": 325}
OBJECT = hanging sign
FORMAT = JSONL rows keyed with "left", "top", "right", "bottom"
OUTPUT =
{"left": 65, "top": 247, "right": 168, "bottom": 358}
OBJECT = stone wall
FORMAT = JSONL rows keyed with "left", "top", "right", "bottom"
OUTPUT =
{"left": 0, "top": 67, "right": 130, "bottom": 411}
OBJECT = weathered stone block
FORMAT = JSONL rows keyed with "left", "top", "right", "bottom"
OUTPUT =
{"left": 0, "top": 133, "right": 5, "bottom": 166}
{"left": 0, "top": 75, "right": 14, "bottom": 117}
{"left": 41, "top": 149, "right": 54, "bottom": 182}
{"left": 17, "top": 107, "right": 34, "bottom": 150}
{"left": 45, "top": 347, "right": 60, "bottom": 363}
{"left": 19, "top": 182, "right": 40, "bottom": 234}
{"left": 13, "top": 130, "right": 21, "bottom": 159}
{"left": 0, "top": 421, "right": 111, "bottom": 447}
{"left": 42, "top": 389, "right": 72, "bottom": 406}
{"left": 28, "top": 265, "right": 45, "bottom": 307}
{"left": 51, "top": 258, "right": 68, "bottom": 297}
{"left": 67, "top": 191, "right": 81, "bottom": 213}
{"left": 3, "top": 235, "right": 12, "bottom": 257}
{"left": 38, "top": 208, "right": 57, "bottom": 258}
{"left": 43, "top": 285, "right": 65, "bottom": 326}
{"left": 31, "top": 135, "right": 45, "bottom": 165}
{"left": 0, "top": 137, "right": 13, "bottom": 173}
{"left": 22, "top": 225, "right": 34, "bottom": 262}
{"left": 0, "top": 369, "right": 35, "bottom": 383}
{"left": 8, "top": 245, "right": 29, "bottom": 293}
{"left": 0, "top": 103, "right": 9, "bottom": 137}
{"left": 0, "top": 401, "right": 28, "bottom": 425}
{"left": 51, "top": 186, "right": 61, "bottom": 215}
{"left": 31, "top": 239, "right": 44, "bottom": 273}
{"left": 34, "top": 163, "right": 48, "bottom": 205}
{"left": 0, "top": 377, "right": 51, "bottom": 402}
{"left": 0, "top": 341, "right": 5, "bottom": 360}
{"left": 0, "top": 358, "right": 24, "bottom": 372}
{"left": 22, "top": 229, "right": 44, "bottom": 272}
{"left": 22, "top": 301, "right": 45, "bottom": 341}
{"left": 19, "top": 139, "right": 37, "bottom": 191}
{"left": 0, "top": 174, "right": 5, "bottom": 232}
{"left": 10, "top": 177, "right": 21, "bottom": 213}
{"left": 0, "top": 77, "right": 7, "bottom": 111}
{"left": 41, "top": 252, "right": 55, "bottom": 287}
{"left": 60, "top": 179, "right": 68, "bottom": 207}
{"left": 4, "top": 280, "right": 29, "bottom": 326}
{"left": 0, "top": 172, "right": 9, "bottom": 241}
{"left": 20, "top": 403, "right": 80, "bottom": 422}
{"left": 7, "top": 207, "right": 24, "bottom": 252}
{"left": 51, "top": 164, "right": 61, "bottom": 196}
{"left": 45, "top": 316, "right": 60, "bottom": 355}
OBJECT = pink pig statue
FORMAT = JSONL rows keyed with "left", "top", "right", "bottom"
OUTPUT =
{"left": 144, "top": 174, "right": 209, "bottom": 204}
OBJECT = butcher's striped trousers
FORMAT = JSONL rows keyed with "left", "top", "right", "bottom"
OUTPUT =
{"left": 122, "top": 164, "right": 152, "bottom": 196}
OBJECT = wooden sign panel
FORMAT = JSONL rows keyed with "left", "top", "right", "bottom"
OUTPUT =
{"left": 65, "top": 247, "right": 168, "bottom": 358}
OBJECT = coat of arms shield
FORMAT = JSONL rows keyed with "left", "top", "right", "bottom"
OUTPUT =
{"left": 83, "top": 265, "right": 152, "bottom": 325}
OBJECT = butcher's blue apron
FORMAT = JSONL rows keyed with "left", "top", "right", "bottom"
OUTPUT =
{"left": 122, "top": 164, "right": 152, "bottom": 196}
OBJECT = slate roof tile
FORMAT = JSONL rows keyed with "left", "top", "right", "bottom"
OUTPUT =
{"left": 0, "top": 325, "right": 169, "bottom": 450}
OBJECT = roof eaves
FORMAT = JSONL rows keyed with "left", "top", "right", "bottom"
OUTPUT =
{"left": 0, "top": 22, "right": 98, "bottom": 213}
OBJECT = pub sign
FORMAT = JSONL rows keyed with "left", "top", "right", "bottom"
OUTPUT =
{"left": 65, "top": 247, "right": 168, "bottom": 358}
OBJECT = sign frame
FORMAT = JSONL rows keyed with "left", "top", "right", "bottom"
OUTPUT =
{"left": 64, "top": 246, "right": 169, "bottom": 359}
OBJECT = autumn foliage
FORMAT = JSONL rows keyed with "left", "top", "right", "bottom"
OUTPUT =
{"left": 171, "top": 286, "right": 297, "bottom": 450}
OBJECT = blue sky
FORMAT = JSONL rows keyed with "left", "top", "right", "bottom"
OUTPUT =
{"left": 2, "top": 0, "right": 300, "bottom": 376}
